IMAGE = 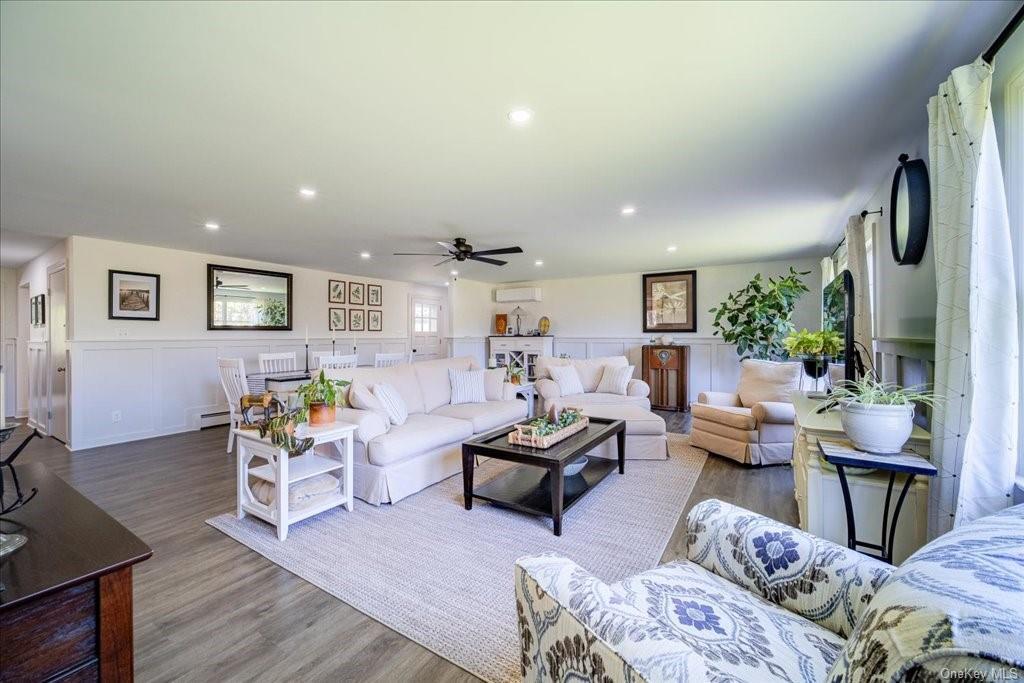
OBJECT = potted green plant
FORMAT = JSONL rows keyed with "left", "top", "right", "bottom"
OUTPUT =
{"left": 296, "top": 370, "right": 350, "bottom": 426}
{"left": 709, "top": 267, "right": 811, "bottom": 360}
{"left": 825, "top": 375, "right": 939, "bottom": 454}
{"left": 508, "top": 362, "right": 525, "bottom": 385}
{"left": 783, "top": 328, "right": 843, "bottom": 379}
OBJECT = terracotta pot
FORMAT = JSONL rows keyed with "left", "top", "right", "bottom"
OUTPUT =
{"left": 308, "top": 402, "right": 336, "bottom": 426}
{"left": 510, "top": 375, "right": 521, "bottom": 385}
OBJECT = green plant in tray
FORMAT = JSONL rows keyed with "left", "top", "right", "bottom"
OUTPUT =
{"left": 526, "top": 408, "right": 583, "bottom": 437}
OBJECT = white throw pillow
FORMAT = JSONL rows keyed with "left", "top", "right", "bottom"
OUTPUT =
{"left": 449, "top": 368, "right": 487, "bottom": 405}
{"left": 548, "top": 365, "right": 585, "bottom": 396}
{"left": 372, "top": 382, "right": 409, "bottom": 426}
{"left": 348, "top": 381, "right": 391, "bottom": 433}
{"left": 596, "top": 364, "right": 634, "bottom": 395}
{"left": 483, "top": 368, "right": 506, "bottom": 401}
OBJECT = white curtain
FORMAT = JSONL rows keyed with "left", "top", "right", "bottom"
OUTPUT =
{"left": 928, "top": 57, "right": 1019, "bottom": 537}
{"left": 820, "top": 255, "right": 835, "bottom": 289}
{"left": 844, "top": 215, "right": 873, "bottom": 365}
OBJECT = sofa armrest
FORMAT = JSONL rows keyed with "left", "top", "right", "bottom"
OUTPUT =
{"left": 501, "top": 382, "right": 518, "bottom": 401}
{"left": 625, "top": 378, "right": 650, "bottom": 398}
{"left": 685, "top": 499, "right": 894, "bottom": 638}
{"left": 336, "top": 407, "right": 389, "bottom": 445}
{"left": 534, "top": 378, "right": 562, "bottom": 401}
{"left": 697, "top": 391, "right": 741, "bottom": 407}
{"left": 516, "top": 554, "right": 707, "bottom": 683}
{"left": 751, "top": 401, "right": 796, "bottom": 424}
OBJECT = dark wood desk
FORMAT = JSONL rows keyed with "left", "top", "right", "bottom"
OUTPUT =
{"left": 0, "top": 463, "right": 152, "bottom": 681}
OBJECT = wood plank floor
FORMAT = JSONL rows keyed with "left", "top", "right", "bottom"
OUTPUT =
{"left": 2, "top": 413, "right": 795, "bottom": 681}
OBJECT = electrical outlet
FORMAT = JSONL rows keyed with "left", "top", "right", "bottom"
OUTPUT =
{"left": 111, "top": 410, "right": 122, "bottom": 423}
{"left": 116, "top": 328, "right": 128, "bottom": 338}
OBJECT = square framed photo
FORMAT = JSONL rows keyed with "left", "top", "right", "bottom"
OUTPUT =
{"left": 367, "top": 309, "right": 382, "bottom": 332}
{"left": 367, "top": 284, "right": 382, "bottom": 307}
{"left": 642, "top": 269, "right": 697, "bottom": 333}
{"left": 349, "top": 308, "right": 365, "bottom": 332}
{"left": 109, "top": 270, "right": 160, "bottom": 320}
{"left": 329, "top": 279, "right": 346, "bottom": 304}
{"left": 348, "top": 282, "right": 364, "bottom": 306}
{"left": 329, "top": 307, "right": 346, "bottom": 331}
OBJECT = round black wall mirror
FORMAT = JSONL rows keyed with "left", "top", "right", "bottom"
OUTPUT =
{"left": 890, "top": 153, "right": 930, "bottom": 265}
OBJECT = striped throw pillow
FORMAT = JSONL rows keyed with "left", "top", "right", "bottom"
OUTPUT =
{"left": 371, "top": 382, "right": 409, "bottom": 426}
{"left": 596, "top": 364, "right": 634, "bottom": 395}
{"left": 548, "top": 365, "right": 585, "bottom": 396}
{"left": 449, "top": 369, "right": 487, "bottom": 405}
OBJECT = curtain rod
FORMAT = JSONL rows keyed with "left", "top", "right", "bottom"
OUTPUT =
{"left": 982, "top": 5, "right": 1023, "bottom": 65}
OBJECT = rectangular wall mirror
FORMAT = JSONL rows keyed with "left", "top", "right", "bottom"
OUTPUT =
{"left": 207, "top": 264, "right": 293, "bottom": 331}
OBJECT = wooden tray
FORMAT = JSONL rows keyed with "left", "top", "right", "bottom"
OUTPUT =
{"left": 508, "top": 415, "right": 589, "bottom": 449}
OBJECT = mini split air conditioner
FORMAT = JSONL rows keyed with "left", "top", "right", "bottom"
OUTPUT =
{"left": 494, "top": 287, "right": 542, "bottom": 303}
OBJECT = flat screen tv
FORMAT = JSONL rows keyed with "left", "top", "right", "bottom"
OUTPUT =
{"left": 822, "top": 269, "right": 858, "bottom": 383}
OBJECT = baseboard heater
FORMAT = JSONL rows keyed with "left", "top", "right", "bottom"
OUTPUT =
{"left": 200, "top": 411, "right": 231, "bottom": 429}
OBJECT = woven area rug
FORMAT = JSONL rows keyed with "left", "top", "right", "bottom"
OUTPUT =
{"left": 207, "top": 432, "right": 706, "bottom": 682}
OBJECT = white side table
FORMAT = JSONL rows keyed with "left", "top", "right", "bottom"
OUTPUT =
{"left": 234, "top": 421, "right": 357, "bottom": 540}
{"left": 514, "top": 382, "right": 536, "bottom": 418}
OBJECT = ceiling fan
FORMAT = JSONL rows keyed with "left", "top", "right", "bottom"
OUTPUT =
{"left": 394, "top": 237, "right": 523, "bottom": 267}
{"left": 214, "top": 277, "right": 250, "bottom": 290}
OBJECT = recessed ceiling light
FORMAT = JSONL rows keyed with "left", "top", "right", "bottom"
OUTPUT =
{"left": 444, "top": 281, "right": 451, "bottom": 287}
{"left": 204, "top": 221, "right": 220, "bottom": 230}
{"left": 620, "top": 205, "right": 637, "bottom": 216}
{"left": 450, "top": 269, "right": 459, "bottom": 276}
{"left": 299, "top": 187, "right": 317, "bottom": 198}
{"left": 507, "top": 108, "right": 533, "bottom": 125}
{"left": 666, "top": 245, "right": 677, "bottom": 253}
{"left": 359, "top": 251, "right": 371, "bottom": 259}
{"left": 534, "top": 259, "right": 544, "bottom": 266}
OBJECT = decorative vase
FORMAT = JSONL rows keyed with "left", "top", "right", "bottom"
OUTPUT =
{"left": 308, "top": 402, "right": 336, "bottom": 426}
{"left": 840, "top": 402, "right": 914, "bottom": 454}
{"left": 660, "top": 335, "right": 673, "bottom": 345}
{"left": 495, "top": 314, "right": 508, "bottom": 335}
{"left": 538, "top": 316, "right": 550, "bottom": 335}
{"left": 801, "top": 355, "right": 830, "bottom": 379}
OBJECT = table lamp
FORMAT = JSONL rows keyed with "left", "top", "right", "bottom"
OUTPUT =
{"left": 510, "top": 306, "right": 527, "bottom": 335}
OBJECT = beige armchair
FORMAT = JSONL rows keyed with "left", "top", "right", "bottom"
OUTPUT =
{"left": 689, "top": 359, "right": 801, "bottom": 465}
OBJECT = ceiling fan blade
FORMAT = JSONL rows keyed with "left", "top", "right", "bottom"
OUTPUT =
{"left": 469, "top": 255, "right": 507, "bottom": 266}
{"left": 471, "top": 246, "right": 523, "bottom": 256}
{"left": 434, "top": 257, "right": 455, "bottom": 267}
{"left": 393, "top": 252, "right": 447, "bottom": 256}
{"left": 437, "top": 241, "right": 455, "bottom": 251}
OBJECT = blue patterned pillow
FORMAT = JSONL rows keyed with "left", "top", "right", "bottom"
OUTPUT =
{"left": 827, "top": 504, "right": 1024, "bottom": 682}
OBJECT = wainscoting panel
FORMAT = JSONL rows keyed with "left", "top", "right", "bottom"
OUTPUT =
{"left": 451, "top": 339, "right": 487, "bottom": 368}
{"left": 158, "top": 345, "right": 222, "bottom": 433}
{"left": 27, "top": 342, "right": 48, "bottom": 434}
{"left": 551, "top": 340, "right": 587, "bottom": 359}
{"left": 77, "top": 346, "right": 156, "bottom": 445}
{"left": 2, "top": 340, "right": 15, "bottom": 418}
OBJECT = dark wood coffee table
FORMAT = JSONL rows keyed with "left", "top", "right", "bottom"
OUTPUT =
{"left": 461, "top": 416, "right": 626, "bottom": 536}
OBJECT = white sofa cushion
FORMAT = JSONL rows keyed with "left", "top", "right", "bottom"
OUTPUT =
{"left": 736, "top": 359, "right": 801, "bottom": 408}
{"left": 553, "top": 392, "right": 651, "bottom": 411}
{"left": 366, "top": 414, "right": 474, "bottom": 466}
{"left": 413, "top": 356, "right": 476, "bottom": 412}
{"left": 325, "top": 364, "right": 426, "bottom": 415}
{"left": 348, "top": 381, "right": 391, "bottom": 433}
{"left": 372, "top": 382, "right": 409, "bottom": 426}
{"left": 549, "top": 365, "right": 585, "bottom": 396}
{"left": 431, "top": 400, "right": 527, "bottom": 433}
{"left": 483, "top": 368, "right": 506, "bottom": 401}
{"left": 449, "top": 368, "right": 487, "bottom": 405}
{"left": 537, "top": 356, "right": 629, "bottom": 392}
{"left": 579, "top": 404, "right": 666, "bottom": 435}
{"left": 595, "top": 364, "right": 633, "bottom": 395}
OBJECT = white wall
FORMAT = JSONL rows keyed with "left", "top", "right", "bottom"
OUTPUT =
{"left": 453, "top": 257, "right": 822, "bottom": 338}
{"left": 62, "top": 236, "right": 445, "bottom": 449}
{"left": 0, "top": 267, "right": 18, "bottom": 417}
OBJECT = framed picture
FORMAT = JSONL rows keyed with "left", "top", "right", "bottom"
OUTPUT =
{"left": 109, "top": 270, "right": 160, "bottom": 321}
{"left": 642, "top": 270, "right": 697, "bottom": 333}
{"left": 348, "top": 282, "right": 364, "bottom": 306}
{"left": 329, "top": 307, "right": 346, "bottom": 331}
{"left": 329, "top": 279, "right": 346, "bottom": 304}
{"left": 208, "top": 264, "right": 292, "bottom": 331}
{"left": 367, "top": 309, "right": 382, "bottom": 332}
{"left": 367, "top": 284, "right": 382, "bottom": 307}
{"left": 349, "top": 308, "right": 365, "bottom": 332}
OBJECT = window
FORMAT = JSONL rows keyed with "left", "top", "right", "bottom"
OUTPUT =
{"left": 413, "top": 302, "right": 438, "bottom": 333}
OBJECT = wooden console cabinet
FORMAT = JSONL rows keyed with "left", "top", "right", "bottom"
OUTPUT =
{"left": 642, "top": 345, "right": 689, "bottom": 411}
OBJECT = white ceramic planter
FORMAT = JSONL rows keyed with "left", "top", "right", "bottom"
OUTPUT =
{"left": 840, "top": 401, "right": 915, "bottom": 454}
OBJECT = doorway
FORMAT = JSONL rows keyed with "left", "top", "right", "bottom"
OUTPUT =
{"left": 47, "top": 266, "right": 68, "bottom": 443}
{"left": 409, "top": 295, "right": 445, "bottom": 362}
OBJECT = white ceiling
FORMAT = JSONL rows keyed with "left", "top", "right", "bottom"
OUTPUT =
{"left": 1, "top": 1, "right": 1018, "bottom": 282}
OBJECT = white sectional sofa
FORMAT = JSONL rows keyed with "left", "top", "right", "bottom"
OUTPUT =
{"left": 534, "top": 356, "right": 651, "bottom": 412}
{"left": 323, "top": 357, "right": 526, "bottom": 505}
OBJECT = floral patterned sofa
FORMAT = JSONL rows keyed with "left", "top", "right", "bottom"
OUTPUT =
{"left": 516, "top": 499, "right": 1024, "bottom": 682}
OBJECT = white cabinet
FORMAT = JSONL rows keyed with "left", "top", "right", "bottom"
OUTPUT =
{"left": 487, "top": 336, "right": 553, "bottom": 382}
{"left": 792, "top": 392, "right": 931, "bottom": 564}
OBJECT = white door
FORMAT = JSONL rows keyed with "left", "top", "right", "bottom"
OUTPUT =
{"left": 48, "top": 267, "right": 68, "bottom": 443}
{"left": 409, "top": 296, "right": 444, "bottom": 362}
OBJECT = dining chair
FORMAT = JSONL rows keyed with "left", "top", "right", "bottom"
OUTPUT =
{"left": 217, "top": 358, "right": 248, "bottom": 454}
{"left": 373, "top": 352, "right": 407, "bottom": 368}
{"left": 316, "top": 353, "right": 359, "bottom": 369}
{"left": 258, "top": 352, "right": 297, "bottom": 373}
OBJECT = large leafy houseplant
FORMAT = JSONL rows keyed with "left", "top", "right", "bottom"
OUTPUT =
{"left": 709, "top": 267, "right": 811, "bottom": 360}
